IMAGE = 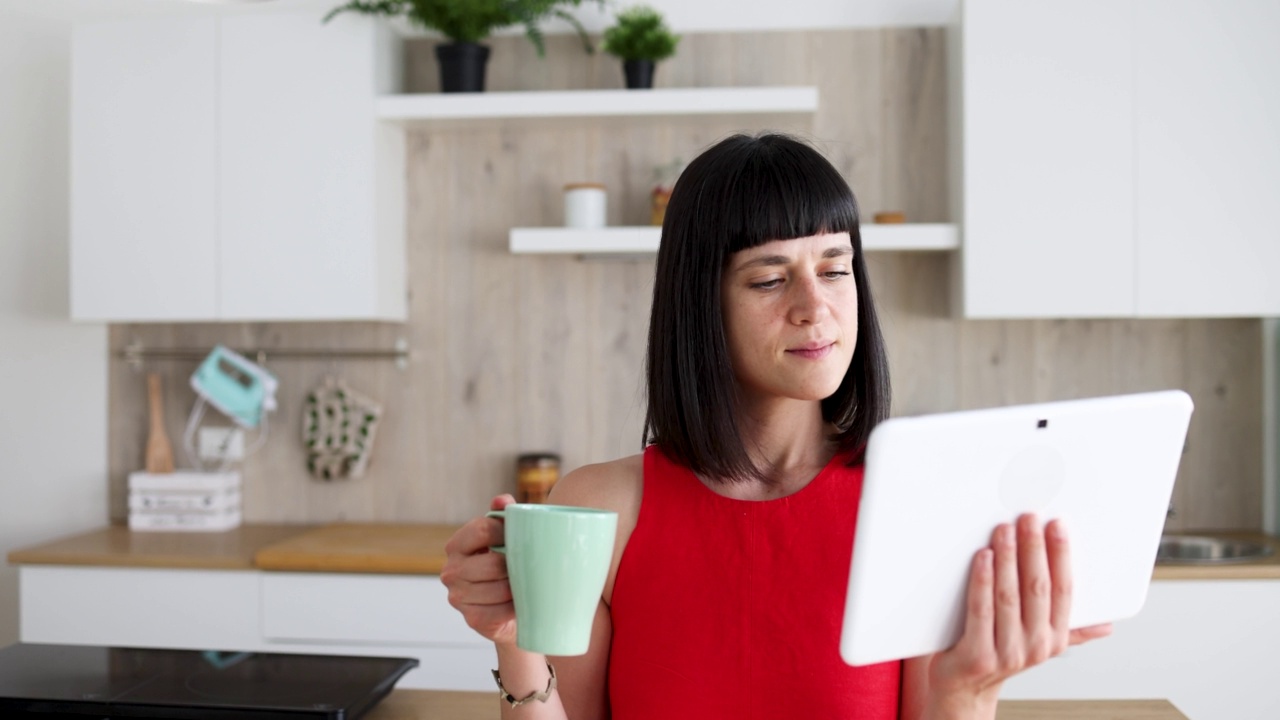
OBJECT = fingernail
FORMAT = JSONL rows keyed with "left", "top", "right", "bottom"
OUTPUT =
{"left": 1050, "top": 520, "right": 1067, "bottom": 541}
{"left": 977, "top": 548, "right": 993, "bottom": 574}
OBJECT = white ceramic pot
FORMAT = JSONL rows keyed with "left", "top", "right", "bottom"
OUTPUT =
{"left": 563, "top": 183, "right": 607, "bottom": 228}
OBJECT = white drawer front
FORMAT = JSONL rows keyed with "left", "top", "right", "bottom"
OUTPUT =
{"left": 260, "top": 572, "right": 482, "bottom": 646}
{"left": 19, "top": 566, "right": 261, "bottom": 650}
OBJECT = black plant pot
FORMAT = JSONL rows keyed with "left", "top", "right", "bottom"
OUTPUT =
{"left": 435, "top": 42, "right": 491, "bottom": 93}
{"left": 623, "top": 59, "right": 655, "bottom": 90}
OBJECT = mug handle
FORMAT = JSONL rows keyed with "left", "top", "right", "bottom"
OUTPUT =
{"left": 485, "top": 510, "right": 506, "bottom": 555}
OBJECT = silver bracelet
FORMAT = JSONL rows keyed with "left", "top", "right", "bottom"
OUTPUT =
{"left": 492, "top": 661, "right": 557, "bottom": 708}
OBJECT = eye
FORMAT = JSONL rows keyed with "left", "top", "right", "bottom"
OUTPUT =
{"left": 823, "top": 270, "right": 852, "bottom": 280}
{"left": 749, "top": 278, "right": 783, "bottom": 290}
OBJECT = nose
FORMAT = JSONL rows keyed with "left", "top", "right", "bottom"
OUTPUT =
{"left": 787, "top": 275, "right": 830, "bottom": 325}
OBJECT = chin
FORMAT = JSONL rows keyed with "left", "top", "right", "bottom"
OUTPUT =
{"left": 793, "top": 380, "right": 845, "bottom": 402}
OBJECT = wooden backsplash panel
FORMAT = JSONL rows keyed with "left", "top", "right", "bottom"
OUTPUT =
{"left": 107, "top": 28, "right": 1261, "bottom": 530}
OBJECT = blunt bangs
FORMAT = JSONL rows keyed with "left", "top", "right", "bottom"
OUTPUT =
{"left": 717, "top": 138, "right": 861, "bottom": 256}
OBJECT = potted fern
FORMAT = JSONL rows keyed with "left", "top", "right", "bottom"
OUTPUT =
{"left": 324, "top": 0, "right": 601, "bottom": 93}
{"left": 601, "top": 5, "right": 680, "bottom": 89}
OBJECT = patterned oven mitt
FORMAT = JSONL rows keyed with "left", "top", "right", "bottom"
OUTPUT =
{"left": 303, "top": 377, "right": 382, "bottom": 481}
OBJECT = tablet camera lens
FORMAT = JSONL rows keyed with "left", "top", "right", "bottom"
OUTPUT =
{"left": 1037, "top": 419, "right": 1048, "bottom": 429}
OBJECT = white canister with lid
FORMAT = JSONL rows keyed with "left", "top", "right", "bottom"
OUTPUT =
{"left": 563, "top": 183, "right": 607, "bottom": 228}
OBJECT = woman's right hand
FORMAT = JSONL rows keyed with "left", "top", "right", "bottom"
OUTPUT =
{"left": 441, "top": 494, "right": 518, "bottom": 648}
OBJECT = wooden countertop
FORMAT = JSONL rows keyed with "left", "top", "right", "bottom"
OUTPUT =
{"left": 5, "top": 523, "right": 458, "bottom": 574}
{"left": 5, "top": 524, "right": 313, "bottom": 570}
{"left": 253, "top": 523, "right": 459, "bottom": 574}
{"left": 364, "top": 691, "right": 1189, "bottom": 720}
{"left": 9, "top": 523, "right": 1280, "bottom": 582}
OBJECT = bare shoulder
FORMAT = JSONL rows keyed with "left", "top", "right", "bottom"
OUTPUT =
{"left": 549, "top": 453, "right": 645, "bottom": 605}
{"left": 547, "top": 453, "right": 644, "bottom": 517}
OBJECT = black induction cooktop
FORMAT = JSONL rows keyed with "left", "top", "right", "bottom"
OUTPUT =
{"left": 0, "top": 643, "right": 418, "bottom": 719}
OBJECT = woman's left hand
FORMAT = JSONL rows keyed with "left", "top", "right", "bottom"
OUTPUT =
{"left": 920, "top": 513, "right": 1114, "bottom": 719}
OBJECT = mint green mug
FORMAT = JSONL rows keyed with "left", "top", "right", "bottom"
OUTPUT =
{"left": 486, "top": 504, "right": 617, "bottom": 656}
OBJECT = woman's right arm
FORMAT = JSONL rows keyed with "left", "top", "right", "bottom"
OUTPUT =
{"left": 442, "top": 472, "right": 629, "bottom": 720}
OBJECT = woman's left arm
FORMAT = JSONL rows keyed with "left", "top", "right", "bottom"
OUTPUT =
{"left": 899, "top": 514, "right": 1114, "bottom": 720}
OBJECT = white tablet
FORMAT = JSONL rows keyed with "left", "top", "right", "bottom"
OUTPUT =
{"left": 839, "top": 390, "right": 1194, "bottom": 667}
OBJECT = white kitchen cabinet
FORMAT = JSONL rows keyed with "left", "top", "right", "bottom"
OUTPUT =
{"left": 70, "top": 13, "right": 406, "bottom": 322}
{"left": 70, "top": 19, "right": 220, "bottom": 321}
{"left": 1133, "top": 0, "right": 1280, "bottom": 317}
{"left": 259, "top": 572, "right": 479, "bottom": 646}
{"left": 218, "top": 14, "right": 404, "bottom": 321}
{"left": 17, "top": 565, "right": 495, "bottom": 692}
{"left": 953, "top": 0, "right": 1136, "bottom": 319}
{"left": 953, "top": 0, "right": 1280, "bottom": 319}
{"left": 1001, "top": 580, "right": 1280, "bottom": 720}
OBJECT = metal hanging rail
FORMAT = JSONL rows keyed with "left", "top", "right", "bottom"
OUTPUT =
{"left": 119, "top": 338, "right": 412, "bottom": 370}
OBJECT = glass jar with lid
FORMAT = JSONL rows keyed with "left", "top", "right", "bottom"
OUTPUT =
{"left": 516, "top": 452, "right": 561, "bottom": 504}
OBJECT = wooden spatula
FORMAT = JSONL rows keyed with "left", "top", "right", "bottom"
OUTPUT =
{"left": 146, "top": 372, "right": 175, "bottom": 474}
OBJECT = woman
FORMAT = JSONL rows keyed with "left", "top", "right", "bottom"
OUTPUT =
{"left": 441, "top": 133, "right": 1112, "bottom": 719}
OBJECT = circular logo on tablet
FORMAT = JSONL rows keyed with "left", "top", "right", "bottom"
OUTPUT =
{"left": 999, "top": 444, "right": 1067, "bottom": 511}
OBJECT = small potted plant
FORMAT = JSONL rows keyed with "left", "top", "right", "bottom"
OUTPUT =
{"left": 601, "top": 4, "right": 680, "bottom": 90}
{"left": 324, "top": 0, "right": 602, "bottom": 93}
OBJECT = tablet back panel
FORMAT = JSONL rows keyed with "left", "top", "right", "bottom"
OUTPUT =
{"left": 840, "top": 390, "right": 1193, "bottom": 666}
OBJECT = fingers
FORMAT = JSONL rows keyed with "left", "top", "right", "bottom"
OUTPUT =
{"left": 1069, "top": 623, "right": 1113, "bottom": 645}
{"left": 1017, "top": 515, "right": 1050, "bottom": 628}
{"left": 935, "top": 515, "right": 1103, "bottom": 694}
{"left": 1017, "top": 514, "right": 1053, "bottom": 663}
{"left": 451, "top": 550, "right": 508, "bottom": 584}
{"left": 960, "top": 547, "right": 995, "bottom": 650}
{"left": 1045, "top": 518, "right": 1074, "bottom": 654}
{"left": 460, "top": 578, "right": 514, "bottom": 606}
{"left": 995, "top": 514, "right": 1066, "bottom": 667}
{"left": 438, "top": 497, "right": 523, "bottom": 646}
{"left": 992, "top": 523, "right": 1021, "bottom": 662}
{"left": 444, "top": 497, "right": 511, "bottom": 558}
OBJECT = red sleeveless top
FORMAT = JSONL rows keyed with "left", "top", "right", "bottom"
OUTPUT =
{"left": 607, "top": 446, "right": 901, "bottom": 719}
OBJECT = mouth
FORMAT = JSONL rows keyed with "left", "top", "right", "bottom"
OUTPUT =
{"left": 786, "top": 342, "right": 835, "bottom": 360}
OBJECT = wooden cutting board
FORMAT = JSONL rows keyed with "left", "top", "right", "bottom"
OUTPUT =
{"left": 253, "top": 522, "right": 461, "bottom": 574}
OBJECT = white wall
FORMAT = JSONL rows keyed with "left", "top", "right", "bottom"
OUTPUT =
{"left": 0, "top": 13, "right": 108, "bottom": 646}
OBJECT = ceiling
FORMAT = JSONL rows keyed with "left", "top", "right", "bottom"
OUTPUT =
{"left": 0, "top": 0, "right": 960, "bottom": 31}
{"left": 0, "top": 0, "right": 336, "bottom": 24}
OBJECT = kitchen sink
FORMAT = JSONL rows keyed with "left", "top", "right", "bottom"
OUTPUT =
{"left": 1156, "top": 534, "right": 1275, "bottom": 564}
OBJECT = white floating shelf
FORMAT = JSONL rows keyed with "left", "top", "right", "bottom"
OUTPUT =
{"left": 509, "top": 224, "right": 958, "bottom": 255}
{"left": 377, "top": 86, "right": 819, "bottom": 123}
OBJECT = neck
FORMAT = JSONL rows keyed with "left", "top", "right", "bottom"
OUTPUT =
{"left": 709, "top": 398, "right": 836, "bottom": 500}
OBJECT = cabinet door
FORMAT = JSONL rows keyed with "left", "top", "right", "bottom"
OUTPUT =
{"left": 70, "top": 19, "right": 218, "bottom": 321}
{"left": 1001, "top": 580, "right": 1280, "bottom": 720}
{"left": 1135, "top": 0, "right": 1280, "bottom": 317}
{"left": 260, "top": 573, "right": 481, "bottom": 646}
{"left": 958, "top": 0, "right": 1135, "bottom": 318}
{"left": 218, "top": 14, "right": 381, "bottom": 321}
{"left": 20, "top": 567, "right": 262, "bottom": 650}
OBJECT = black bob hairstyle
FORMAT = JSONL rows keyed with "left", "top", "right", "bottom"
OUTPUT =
{"left": 642, "top": 133, "right": 891, "bottom": 483}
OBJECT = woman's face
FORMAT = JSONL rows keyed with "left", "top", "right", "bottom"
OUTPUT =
{"left": 721, "top": 232, "right": 859, "bottom": 406}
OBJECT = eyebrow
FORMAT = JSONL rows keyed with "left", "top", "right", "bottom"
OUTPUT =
{"left": 733, "top": 245, "right": 854, "bottom": 272}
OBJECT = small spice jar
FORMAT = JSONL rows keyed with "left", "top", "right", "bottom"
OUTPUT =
{"left": 650, "top": 186, "right": 672, "bottom": 226}
{"left": 516, "top": 452, "right": 561, "bottom": 504}
{"left": 563, "top": 183, "right": 607, "bottom": 228}
{"left": 650, "top": 159, "right": 683, "bottom": 226}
